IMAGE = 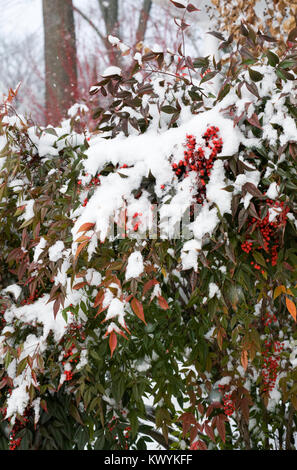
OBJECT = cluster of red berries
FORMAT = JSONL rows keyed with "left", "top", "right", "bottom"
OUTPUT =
{"left": 78, "top": 172, "right": 101, "bottom": 207}
{"left": 62, "top": 343, "right": 78, "bottom": 382}
{"left": 20, "top": 291, "right": 39, "bottom": 306}
{"left": 9, "top": 408, "right": 31, "bottom": 450}
{"left": 218, "top": 384, "right": 235, "bottom": 417}
{"left": 61, "top": 321, "right": 85, "bottom": 382}
{"left": 64, "top": 369, "right": 73, "bottom": 381}
{"left": 262, "top": 311, "right": 277, "bottom": 327}
{"left": 78, "top": 174, "right": 101, "bottom": 190}
{"left": 67, "top": 320, "right": 85, "bottom": 340}
{"left": 107, "top": 415, "right": 131, "bottom": 449}
{"left": 241, "top": 199, "right": 289, "bottom": 270}
{"left": 172, "top": 127, "right": 223, "bottom": 204}
{"left": 241, "top": 241, "right": 253, "bottom": 254}
{"left": 62, "top": 345, "right": 79, "bottom": 380}
{"left": 261, "top": 340, "right": 284, "bottom": 394}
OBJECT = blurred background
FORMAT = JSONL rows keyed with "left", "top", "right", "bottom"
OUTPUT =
{"left": 0, "top": 0, "right": 294, "bottom": 125}
{"left": 0, "top": 0, "right": 217, "bottom": 125}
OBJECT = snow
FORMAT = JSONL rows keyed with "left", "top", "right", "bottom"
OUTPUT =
{"left": 2, "top": 284, "right": 22, "bottom": 301}
{"left": 74, "top": 108, "right": 242, "bottom": 268}
{"left": 101, "top": 66, "right": 122, "bottom": 77}
{"left": 104, "top": 298, "right": 126, "bottom": 328}
{"left": 2, "top": 294, "right": 67, "bottom": 343}
{"left": 266, "top": 182, "right": 279, "bottom": 199}
{"left": 125, "top": 251, "right": 144, "bottom": 280}
{"left": 1, "top": 45, "right": 296, "bottom": 443}
{"left": 20, "top": 199, "right": 35, "bottom": 222}
{"left": 152, "top": 43, "right": 163, "bottom": 53}
{"left": 33, "top": 237, "right": 47, "bottom": 263}
{"left": 68, "top": 103, "right": 89, "bottom": 118}
{"left": 108, "top": 35, "right": 120, "bottom": 46}
{"left": 206, "top": 159, "right": 232, "bottom": 215}
{"left": 6, "top": 382, "right": 29, "bottom": 421}
{"left": 208, "top": 282, "right": 220, "bottom": 299}
{"left": 48, "top": 240, "right": 65, "bottom": 262}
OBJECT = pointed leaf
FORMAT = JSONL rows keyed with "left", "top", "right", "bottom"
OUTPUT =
{"left": 77, "top": 222, "right": 95, "bottom": 233}
{"left": 143, "top": 278, "right": 159, "bottom": 295}
{"left": 74, "top": 240, "right": 89, "bottom": 261}
{"left": 286, "top": 297, "right": 297, "bottom": 322}
{"left": 187, "top": 3, "right": 200, "bottom": 12}
{"left": 241, "top": 349, "right": 248, "bottom": 371}
{"left": 109, "top": 331, "right": 117, "bottom": 357}
{"left": 273, "top": 285, "right": 286, "bottom": 300}
{"left": 157, "top": 296, "right": 169, "bottom": 310}
{"left": 131, "top": 297, "right": 146, "bottom": 324}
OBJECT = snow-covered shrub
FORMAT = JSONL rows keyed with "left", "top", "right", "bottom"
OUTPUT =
{"left": 0, "top": 14, "right": 297, "bottom": 450}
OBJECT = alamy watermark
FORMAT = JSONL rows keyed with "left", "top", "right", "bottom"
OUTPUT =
{"left": 99, "top": 203, "right": 202, "bottom": 241}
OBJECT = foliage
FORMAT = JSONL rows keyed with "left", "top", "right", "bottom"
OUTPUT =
{"left": 0, "top": 7, "right": 297, "bottom": 451}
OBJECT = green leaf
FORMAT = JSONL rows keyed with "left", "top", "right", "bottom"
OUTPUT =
{"left": 200, "top": 71, "right": 217, "bottom": 84}
{"left": 266, "top": 50, "right": 279, "bottom": 67}
{"left": 217, "top": 83, "right": 231, "bottom": 102}
{"left": 161, "top": 105, "right": 177, "bottom": 114}
{"left": 129, "top": 409, "right": 139, "bottom": 438}
{"left": 252, "top": 251, "right": 267, "bottom": 267}
{"left": 248, "top": 68, "right": 264, "bottom": 82}
{"left": 278, "top": 59, "right": 297, "bottom": 69}
{"left": 193, "top": 57, "right": 209, "bottom": 68}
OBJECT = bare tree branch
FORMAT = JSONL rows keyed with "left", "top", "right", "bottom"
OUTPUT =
{"left": 136, "top": 0, "right": 152, "bottom": 44}
{"left": 71, "top": 3, "right": 105, "bottom": 42}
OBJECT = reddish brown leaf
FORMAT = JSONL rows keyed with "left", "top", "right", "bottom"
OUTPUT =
{"left": 179, "top": 412, "right": 197, "bottom": 437}
{"left": 109, "top": 331, "right": 117, "bottom": 357}
{"left": 170, "top": 0, "right": 186, "bottom": 8}
{"left": 77, "top": 222, "right": 95, "bottom": 233}
{"left": 204, "top": 422, "right": 215, "bottom": 443}
{"left": 157, "top": 296, "right": 169, "bottom": 310}
{"left": 75, "top": 235, "right": 91, "bottom": 243}
{"left": 190, "top": 425, "right": 198, "bottom": 443}
{"left": 196, "top": 440, "right": 208, "bottom": 450}
{"left": 94, "top": 290, "right": 105, "bottom": 308}
{"left": 53, "top": 298, "right": 61, "bottom": 318}
{"left": 216, "top": 415, "right": 226, "bottom": 443}
{"left": 241, "top": 349, "right": 248, "bottom": 371}
{"left": 73, "top": 281, "right": 87, "bottom": 290}
{"left": 246, "top": 113, "right": 263, "bottom": 129}
{"left": 197, "top": 403, "right": 204, "bottom": 415}
{"left": 74, "top": 240, "right": 89, "bottom": 261}
{"left": 187, "top": 3, "right": 200, "bottom": 12}
{"left": 143, "top": 278, "right": 159, "bottom": 295}
{"left": 242, "top": 182, "right": 263, "bottom": 198}
{"left": 131, "top": 297, "right": 146, "bottom": 324}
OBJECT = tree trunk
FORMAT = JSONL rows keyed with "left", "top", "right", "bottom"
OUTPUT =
{"left": 136, "top": 0, "right": 152, "bottom": 44}
{"left": 42, "top": 0, "right": 78, "bottom": 125}
{"left": 98, "top": 0, "right": 120, "bottom": 65}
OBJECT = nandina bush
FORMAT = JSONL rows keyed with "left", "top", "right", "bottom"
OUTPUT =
{"left": 0, "top": 9, "right": 297, "bottom": 450}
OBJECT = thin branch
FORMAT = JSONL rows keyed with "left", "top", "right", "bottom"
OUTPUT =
{"left": 71, "top": 4, "right": 105, "bottom": 42}
{"left": 285, "top": 404, "right": 294, "bottom": 450}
